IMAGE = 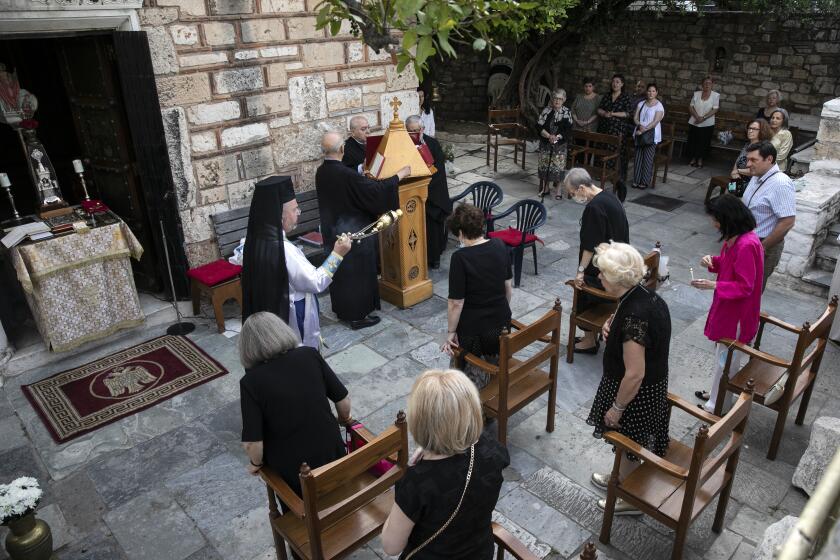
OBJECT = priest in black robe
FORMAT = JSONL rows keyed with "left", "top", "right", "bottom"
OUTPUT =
{"left": 316, "top": 131, "right": 411, "bottom": 329}
{"left": 342, "top": 115, "right": 369, "bottom": 169}
{"left": 241, "top": 176, "right": 290, "bottom": 323}
{"left": 406, "top": 115, "right": 452, "bottom": 269}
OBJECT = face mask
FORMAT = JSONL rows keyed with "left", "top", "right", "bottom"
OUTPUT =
{"left": 573, "top": 189, "right": 587, "bottom": 204}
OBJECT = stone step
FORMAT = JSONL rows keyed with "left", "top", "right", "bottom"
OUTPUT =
{"left": 801, "top": 267, "right": 831, "bottom": 298}
{"left": 828, "top": 221, "right": 840, "bottom": 241}
{"left": 816, "top": 243, "right": 839, "bottom": 273}
{"left": 790, "top": 146, "right": 816, "bottom": 176}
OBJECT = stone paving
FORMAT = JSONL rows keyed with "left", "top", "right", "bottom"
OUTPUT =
{"left": 2, "top": 144, "right": 839, "bottom": 560}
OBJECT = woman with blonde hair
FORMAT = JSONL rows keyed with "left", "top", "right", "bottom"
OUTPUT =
{"left": 585, "top": 242, "right": 672, "bottom": 516}
{"left": 382, "top": 369, "right": 509, "bottom": 559}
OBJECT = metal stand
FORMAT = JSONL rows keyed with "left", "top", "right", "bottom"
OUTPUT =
{"left": 159, "top": 219, "right": 195, "bottom": 336}
{"left": 1, "top": 184, "right": 25, "bottom": 226}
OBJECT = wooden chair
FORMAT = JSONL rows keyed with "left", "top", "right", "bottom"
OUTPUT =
{"left": 713, "top": 296, "right": 838, "bottom": 460}
{"left": 568, "top": 131, "right": 622, "bottom": 189}
{"left": 493, "top": 524, "right": 598, "bottom": 559}
{"left": 450, "top": 181, "right": 504, "bottom": 233}
{"left": 600, "top": 385, "right": 755, "bottom": 560}
{"left": 652, "top": 122, "right": 675, "bottom": 188}
{"left": 260, "top": 412, "right": 409, "bottom": 560}
{"left": 487, "top": 200, "right": 548, "bottom": 287}
{"left": 705, "top": 175, "right": 730, "bottom": 205}
{"left": 487, "top": 107, "right": 528, "bottom": 172}
{"left": 565, "top": 243, "right": 661, "bottom": 364}
{"left": 458, "top": 299, "right": 562, "bottom": 445}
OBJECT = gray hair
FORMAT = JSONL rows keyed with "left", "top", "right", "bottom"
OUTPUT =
{"left": 239, "top": 311, "right": 299, "bottom": 369}
{"left": 767, "top": 89, "right": 783, "bottom": 102}
{"left": 405, "top": 114, "right": 423, "bottom": 129}
{"left": 321, "top": 131, "right": 344, "bottom": 156}
{"left": 348, "top": 115, "right": 368, "bottom": 132}
{"left": 563, "top": 167, "right": 594, "bottom": 191}
{"left": 770, "top": 107, "right": 789, "bottom": 130}
{"left": 552, "top": 88, "right": 567, "bottom": 100}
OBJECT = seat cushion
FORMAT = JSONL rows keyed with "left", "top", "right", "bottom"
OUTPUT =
{"left": 187, "top": 259, "right": 242, "bottom": 287}
{"left": 488, "top": 227, "right": 543, "bottom": 247}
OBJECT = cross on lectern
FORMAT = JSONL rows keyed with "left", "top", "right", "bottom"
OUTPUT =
{"left": 389, "top": 96, "right": 402, "bottom": 120}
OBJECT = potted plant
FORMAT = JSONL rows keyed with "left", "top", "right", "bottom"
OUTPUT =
{"left": 1, "top": 477, "right": 54, "bottom": 560}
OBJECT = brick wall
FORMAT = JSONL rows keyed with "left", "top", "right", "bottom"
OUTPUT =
{"left": 438, "top": 12, "right": 840, "bottom": 129}
{"left": 139, "top": 0, "right": 419, "bottom": 266}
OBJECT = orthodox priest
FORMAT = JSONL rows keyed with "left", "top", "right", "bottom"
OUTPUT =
{"left": 279, "top": 181, "right": 352, "bottom": 348}
{"left": 316, "top": 131, "right": 411, "bottom": 329}
{"left": 406, "top": 115, "right": 452, "bottom": 269}
{"left": 241, "top": 176, "right": 290, "bottom": 323}
{"left": 342, "top": 115, "right": 369, "bottom": 170}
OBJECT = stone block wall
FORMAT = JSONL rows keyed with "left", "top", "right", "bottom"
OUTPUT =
{"left": 434, "top": 44, "right": 491, "bottom": 123}
{"left": 139, "top": 0, "right": 419, "bottom": 266}
{"left": 438, "top": 12, "right": 839, "bottom": 128}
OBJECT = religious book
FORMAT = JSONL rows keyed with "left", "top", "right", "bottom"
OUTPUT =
{"left": 417, "top": 144, "right": 435, "bottom": 166}
{"left": 1, "top": 221, "right": 50, "bottom": 249}
{"left": 369, "top": 152, "right": 386, "bottom": 177}
{"left": 298, "top": 231, "right": 323, "bottom": 247}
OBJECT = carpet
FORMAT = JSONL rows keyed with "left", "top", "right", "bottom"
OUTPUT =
{"left": 631, "top": 194, "right": 686, "bottom": 212}
{"left": 22, "top": 335, "right": 228, "bottom": 443}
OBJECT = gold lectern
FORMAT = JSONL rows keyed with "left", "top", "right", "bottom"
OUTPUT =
{"left": 369, "top": 98, "right": 434, "bottom": 308}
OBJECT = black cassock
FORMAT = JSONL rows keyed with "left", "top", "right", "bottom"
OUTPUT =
{"left": 423, "top": 134, "right": 452, "bottom": 266}
{"left": 342, "top": 137, "right": 366, "bottom": 169}
{"left": 315, "top": 160, "right": 399, "bottom": 321}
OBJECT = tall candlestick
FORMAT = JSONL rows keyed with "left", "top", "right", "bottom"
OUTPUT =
{"left": 72, "top": 159, "right": 84, "bottom": 173}
{"left": 0, "top": 173, "right": 21, "bottom": 221}
{"left": 76, "top": 167, "right": 91, "bottom": 201}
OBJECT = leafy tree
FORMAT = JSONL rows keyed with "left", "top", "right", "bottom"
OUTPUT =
{"left": 314, "top": 0, "right": 580, "bottom": 78}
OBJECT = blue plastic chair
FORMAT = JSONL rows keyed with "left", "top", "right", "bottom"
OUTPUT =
{"left": 487, "top": 199, "right": 547, "bottom": 287}
{"left": 449, "top": 181, "right": 504, "bottom": 232}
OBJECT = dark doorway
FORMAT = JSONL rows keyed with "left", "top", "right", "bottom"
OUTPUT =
{"left": 0, "top": 32, "right": 188, "bottom": 295}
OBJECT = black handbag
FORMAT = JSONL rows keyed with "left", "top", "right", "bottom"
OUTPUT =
{"left": 634, "top": 127, "right": 655, "bottom": 147}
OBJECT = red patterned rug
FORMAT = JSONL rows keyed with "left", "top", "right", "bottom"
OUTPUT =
{"left": 23, "top": 335, "right": 228, "bottom": 443}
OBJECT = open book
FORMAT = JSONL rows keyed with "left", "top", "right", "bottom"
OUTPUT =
{"left": 1, "top": 221, "right": 51, "bottom": 249}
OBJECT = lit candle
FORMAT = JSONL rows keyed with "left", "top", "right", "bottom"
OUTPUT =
{"left": 0, "top": 173, "right": 9, "bottom": 187}
{"left": 72, "top": 159, "right": 84, "bottom": 173}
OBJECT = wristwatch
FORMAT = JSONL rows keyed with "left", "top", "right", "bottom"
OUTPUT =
{"left": 577, "top": 266, "right": 585, "bottom": 273}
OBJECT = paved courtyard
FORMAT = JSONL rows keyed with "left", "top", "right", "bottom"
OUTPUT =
{"left": 1, "top": 144, "right": 838, "bottom": 560}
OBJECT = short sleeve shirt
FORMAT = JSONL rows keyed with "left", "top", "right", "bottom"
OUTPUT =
{"left": 240, "top": 346, "right": 348, "bottom": 494}
{"left": 742, "top": 165, "right": 796, "bottom": 238}
{"left": 395, "top": 431, "right": 510, "bottom": 559}
{"left": 448, "top": 238, "right": 512, "bottom": 336}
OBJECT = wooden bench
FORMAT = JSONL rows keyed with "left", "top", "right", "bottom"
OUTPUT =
{"left": 189, "top": 189, "right": 324, "bottom": 333}
{"left": 568, "top": 131, "right": 622, "bottom": 188}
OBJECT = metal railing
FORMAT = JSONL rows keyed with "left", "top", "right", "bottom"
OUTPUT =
{"left": 776, "top": 447, "right": 840, "bottom": 559}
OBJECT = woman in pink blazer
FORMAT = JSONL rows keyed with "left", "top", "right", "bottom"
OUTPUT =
{"left": 691, "top": 194, "right": 764, "bottom": 413}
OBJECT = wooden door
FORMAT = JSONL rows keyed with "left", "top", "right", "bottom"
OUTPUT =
{"left": 58, "top": 35, "right": 160, "bottom": 291}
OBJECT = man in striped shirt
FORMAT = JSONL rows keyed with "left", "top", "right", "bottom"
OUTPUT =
{"left": 742, "top": 141, "right": 796, "bottom": 292}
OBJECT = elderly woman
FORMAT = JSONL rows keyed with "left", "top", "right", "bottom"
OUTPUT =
{"left": 442, "top": 204, "right": 512, "bottom": 389}
{"left": 565, "top": 168, "right": 629, "bottom": 354}
{"left": 536, "top": 88, "right": 574, "bottom": 199}
{"left": 692, "top": 195, "right": 763, "bottom": 413}
{"left": 382, "top": 369, "right": 510, "bottom": 559}
{"left": 631, "top": 83, "right": 665, "bottom": 190}
{"left": 586, "top": 242, "right": 671, "bottom": 516}
{"left": 756, "top": 89, "right": 783, "bottom": 122}
{"left": 686, "top": 76, "right": 721, "bottom": 168}
{"left": 571, "top": 78, "right": 601, "bottom": 133}
{"left": 240, "top": 312, "right": 351, "bottom": 496}
{"left": 769, "top": 108, "right": 793, "bottom": 171}
{"left": 597, "top": 74, "right": 634, "bottom": 180}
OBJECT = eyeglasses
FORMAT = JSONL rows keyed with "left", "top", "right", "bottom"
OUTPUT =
{"left": 747, "top": 127, "right": 760, "bottom": 131}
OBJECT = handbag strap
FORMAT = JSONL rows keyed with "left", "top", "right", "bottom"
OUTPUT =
{"left": 404, "top": 444, "right": 475, "bottom": 560}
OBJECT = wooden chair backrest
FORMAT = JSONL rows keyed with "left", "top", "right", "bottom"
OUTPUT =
{"left": 300, "top": 413, "right": 409, "bottom": 558}
{"left": 659, "top": 122, "right": 675, "bottom": 140}
{"left": 488, "top": 107, "right": 523, "bottom": 124}
{"left": 286, "top": 189, "right": 321, "bottom": 239}
{"left": 500, "top": 302, "right": 562, "bottom": 395}
{"left": 642, "top": 243, "right": 662, "bottom": 291}
{"left": 787, "top": 296, "right": 838, "bottom": 390}
{"left": 572, "top": 130, "right": 622, "bottom": 149}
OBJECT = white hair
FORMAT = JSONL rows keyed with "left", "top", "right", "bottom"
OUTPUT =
{"left": 348, "top": 115, "right": 368, "bottom": 132}
{"left": 564, "top": 167, "right": 594, "bottom": 191}
{"left": 592, "top": 242, "right": 647, "bottom": 289}
{"left": 405, "top": 114, "right": 423, "bottom": 128}
{"left": 239, "top": 312, "right": 299, "bottom": 369}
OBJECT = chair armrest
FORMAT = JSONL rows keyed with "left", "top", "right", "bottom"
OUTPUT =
{"left": 491, "top": 523, "right": 540, "bottom": 560}
{"left": 490, "top": 205, "right": 517, "bottom": 221}
{"left": 658, "top": 139, "right": 673, "bottom": 151}
{"left": 491, "top": 123, "right": 520, "bottom": 130}
{"left": 604, "top": 431, "right": 688, "bottom": 479}
{"left": 600, "top": 153, "right": 619, "bottom": 162}
{"left": 759, "top": 312, "right": 802, "bottom": 334}
{"left": 718, "top": 338, "right": 792, "bottom": 369}
{"left": 260, "top": 466, "right": 305, "bottom": 517}
{"left": 667, "top": 393, "right": 721, "bottom": 424}
{"left": 344, "top": 420, "right": 376, "bottom": 445}
{"left": 510, "top": 319, "right": 552, "bottom": 343}
{"left": 449, "top": 189, "right": 470, "bottom": 203}
{"left": 564, "top": 279, "right": 619, "bottom": 301}
{"left": 454, "top": 347, "right": 500, "bottom": 374}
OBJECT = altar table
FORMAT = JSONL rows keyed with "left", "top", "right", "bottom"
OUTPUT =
{"left": 10, "top": 221, "right": 145, "bottom": 352}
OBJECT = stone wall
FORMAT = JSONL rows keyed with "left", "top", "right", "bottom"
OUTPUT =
{"left": 434, "top": 44, "right": 491, "bottom": 123}
{"left": 139, "top": 0, "right": 419, "bottom": 266}
{"left": 438, "top": 11, "right": 840, "bottom": 129}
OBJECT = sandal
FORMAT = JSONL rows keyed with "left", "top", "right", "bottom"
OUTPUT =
{"left": 694, "top": 390, "right": 710, "bottom": 401}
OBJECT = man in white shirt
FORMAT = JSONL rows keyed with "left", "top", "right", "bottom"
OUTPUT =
{"left": 742, "top": 140, "right": 796, "bottom": 291}
{"left": 280, "top": 181, "right": 352, "bottom": 349}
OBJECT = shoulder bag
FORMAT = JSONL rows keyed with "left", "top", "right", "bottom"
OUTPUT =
{"left": 404, "top": 444, "right": 476, "bottom": 559}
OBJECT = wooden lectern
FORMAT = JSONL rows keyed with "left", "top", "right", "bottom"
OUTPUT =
{"left": 368, "top": 98, "right": 434, "bottom": 308}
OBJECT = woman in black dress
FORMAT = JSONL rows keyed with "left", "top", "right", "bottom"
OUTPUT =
{"left": 239, "top": 311, "right": 352, "bottom": 497}
{"left": 596, "top": 74, "right": 634, "bottom": 181}
{"left": 564, "top": 168, "right": 629, "bottom": 354}
{"left": 442, "top": 204, "right": 512, "bottom": 389}
{"left": 381, "top": 369, "right": 510, "bottom": 559}
{"left": 585, "top": 242, "right": 671, "bottom": 516}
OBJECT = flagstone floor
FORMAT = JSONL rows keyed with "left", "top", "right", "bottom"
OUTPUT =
{"left": 1, "top": 144, "right": 838, "bottom": 560}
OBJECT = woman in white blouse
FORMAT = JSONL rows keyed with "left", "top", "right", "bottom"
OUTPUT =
{"left": 631, "top": 83, "right": 665, "bottom": 190}
{"left": 686, "top": 76, "right": 720, "bottom": 168}
{"left": 418, "top": 87, "right": 436, "bottom": 137}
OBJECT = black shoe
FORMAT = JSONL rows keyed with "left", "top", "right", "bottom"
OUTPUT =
{"left": 694, "top": 390, "right": 710, "bottom": 401}
{"left": 350, "top": 316, "right": 381, "bottom": 330}
{"left": 430, "top": 261, "right": 440, "bottom": 270}
{"left": 574, "top": 340, "right": 600, "bottom": 355}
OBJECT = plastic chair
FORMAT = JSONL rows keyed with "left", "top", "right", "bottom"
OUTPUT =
{"left": 449, "top": 181, "right": 504, "bottom": 232}
{"left": 487, "top": 199, "right": 547, "bottom": 287}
